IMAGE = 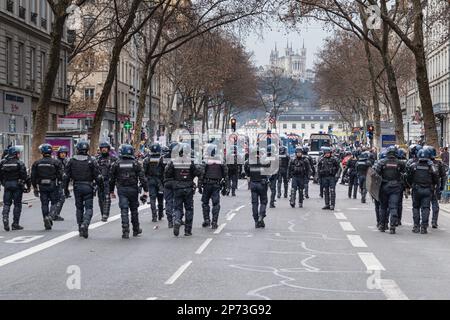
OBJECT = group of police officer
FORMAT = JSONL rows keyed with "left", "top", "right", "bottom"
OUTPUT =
{"left": 0, "top": 139, "right": 447, "bottom": 239}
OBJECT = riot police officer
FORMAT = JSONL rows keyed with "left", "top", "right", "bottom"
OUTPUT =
{"left": 53, "top": 146, "right": 70, "bottom": 221}
{"left": 96, "top": 142, "right": 117, "bottom": 222}
{"left": 277, "top": 145, "right": 290, "bottom": 199}
{"left": 163, "top": 143, "right": 176, "bottom": 228}
{"left": 288, "top": 147, "right": 311, "bottom": 208}
{"left": 302, "top": 146, "right": 315, "bottom": 199}
{"left": 198, "top": 144, "right": 228, "bottom": 229}
{"left": 344, "top": 152, "right": 358, "bottom": 199}
{"left": 396, "top": 148, "right": 408, "bottom": 226}
{"left": 110, "top": 144, "right": 148, "bottom": 239}
{"left": 423, "top": 146, "right": 447, "bottom": 229}
{"left": 31, "top": 144, "right": 63, "bottom": 230}
{"left": 317, "top": 147, "right": 341, "bottom": 210}
{"left": 244, "top": 146, "right": 271, "bottom": 228}
{"left": 143, "top": 143, "right": 165, "bottom": 222}
{"left": 0, "top": 147, "right": 30, "bottom": 231}
{"left": 226, "top": 145, "right": 241, "bottom": 197}
{"left": 406, "top": 148, "right": 439, "bottom": 234}
{"left": 164, "top": 143, "right": 202, "bottom": 237}
{"left": 373, "top": 146, "right": 406, "bottom": 234}
{"left": 64, "top": 141, "right": 103, "bottom": 238}
{"left": 356, "top": 151, "right": 372, "bottom": 203}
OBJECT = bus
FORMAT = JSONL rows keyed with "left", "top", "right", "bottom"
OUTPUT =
{"left": 280, "top": 133, "right": 301, "bottom": 156}
{"left": 308, "top": 133, "right": 333, "bottom": 161}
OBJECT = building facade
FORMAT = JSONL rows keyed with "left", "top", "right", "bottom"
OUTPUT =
{"left": 269, "top": 41, "right": 306, "bottom": 80}
{"left": 0, "top": 0, "right": 70, "bottom": 165}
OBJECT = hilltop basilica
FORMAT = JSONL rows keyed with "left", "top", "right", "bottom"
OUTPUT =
{"left": 269, "top": 41, "right": 307, "bottom": 80}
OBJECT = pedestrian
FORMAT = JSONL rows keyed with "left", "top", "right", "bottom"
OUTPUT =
{"left": 441, "top": 147, "right": 449, "bottom": 167}
{"left": 198, "top": 144, "right": 228, "bottom": 229}
{"left": 373, "top": 146, "right": 406, "bottom": 234}
{"left": 96, "top": 142, "right": 117, "bottom": 222}
{"left": 110, "top": 144, "right": 148, "bottom": 239}
{"left": 31, "top": 144, "right": 64, "bottom": 230}
{"left": 53, "top": 146, "right": 70, "bottom": 221}
{"left": 64, "top": 141, "right": 103, "bottom": 238}
{"left": 164, "top": 143, "right": 202, "bottom": 237}
{"left": 226, "top": 145, "right": 241, "bottom": 197}
{"left": 288, "top": 146, "right": 311, "bottom": 208}
{"left": 244, "top": 146, "right": 271, "bottom": 228}
{"left": 277, "top": 145, "right": 290, "bottom": 199}
{"left": 406, "top": 148, "right": 439, "bottom": 234}
{"left": 356, "top": 151, "right": 372, "bottom": 204}
{"left": 317, "top": 147, "right": 341, "bottom": 210}
{"left": 143, "top": 143, "right": 165, "bottom": 222}
{"left": 344, "top": 151, "right": 358, "bottom": 199}
{"left": 0, "top": 146, "right": 30, "bottom": 231}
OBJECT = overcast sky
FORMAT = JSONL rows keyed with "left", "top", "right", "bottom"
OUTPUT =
{"left": 244, "top": 21, "right": 332, "bottom": 70}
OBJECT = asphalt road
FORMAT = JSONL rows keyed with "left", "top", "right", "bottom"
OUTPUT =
{"left": 1, "top": 180, "right": 450, "bottom": 300}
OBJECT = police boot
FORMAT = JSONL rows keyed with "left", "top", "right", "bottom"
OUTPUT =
{"left": 202, "top": 218, "right": 211, "bottom": 227}
{"left": 353, "top": 187, "right": 357, "bottom": 199}
{"left": 232, "top": 190, "right": 236, "bottom": 197}
{"left": 168, "top": 221, "right": 174, "bottom": 228}
{"left": 158, "top": 209, "right": 164, "bottom": 221}
{"left": 11, "top": 219, "right": 23, "bottom": 230}
{"left": 173, "top": 222, "right": 181, "bottom": 237}
{"left": 304, "top": 191, "right": 309, "bottom": 199}
{"left": 3, "top": 217, "right": 10, "bottom": 232}
{"left": 290, "top": 190, "right": 296, "bottom": 208}
{"left": 299, "top": 201, "right": 303, "bottom": 208}
{"left": 80, "top": 224, "right": 89, "bottom": 239}
{"left": 152, "top": 213, "right": 158, "bottom": 223}
{"left": 270, "top": 202, "right": 276, "bottom": 208}
{"left": 378, "top": 224, "right": 386, "bottom": 232}
{"left": 284, "top": 190, "right": 288, "bottom": 198}
{"left": 101, "top": 215, "right": 108, "bottom": 222}
{"left": 78, "top": 224, "right": 82, "bottom": 237}
{"left": 420, "top": 226, "right": 428, "bottom": 234}
{"left": 44, "top": 216, "right": 52, "bottom": 230}
{"left": 132, "top": 224, "right": 142, "bottom": 237}
{"left": 184, "top": 226, "right": 192, "bottom": 237}
{"left": 322, "top": 193, "right": 330, "bottom": 210}
{"left": 258, "top": 216, "right": 265, "bottom": 228}
{"left": 348, "top": 189, "right": 352, "bottom": 199}
{"left": 122, "top": 224, "right": 130, "bottom": 239}
{"left": 389, "top": 226, "right": 396, "bottom": 234}
{"left": 361, "top": 195, "right": 366, "bottom": 204}
{"left": 432, "top": 222, "right": 438, "bottom": 229}
{"left": 412, "top": 225, "right": 420, "bottom": 233}
{"left": 53, "top": 215, "right": 64, "bottom": 221}
{"left": 211, "top": 214, "right": 219, "bottom": 229}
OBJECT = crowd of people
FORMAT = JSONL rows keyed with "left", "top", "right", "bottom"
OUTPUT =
{"left": 0, "top": 139, "right": 448, "bottom": 239}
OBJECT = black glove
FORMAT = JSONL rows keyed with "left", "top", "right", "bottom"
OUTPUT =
{"left": 64, "top": 189, "right": 71, "bottom": 198}
{"left": 33, "top": 189, "right": 39, "bottom": 198}
{"left": 198, "top": 185, "right": 203, "bottom": 194}
{"left": 140, "top": 194, "right": 148, "bottom": 205}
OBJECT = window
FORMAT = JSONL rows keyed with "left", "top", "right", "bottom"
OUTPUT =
{"left": 19, "top": 0, "right": 26, "bottom": 18}
{"left": 282, "top": 123, "right": 287, "bottom": 129}
{"left": 292, "top": 123, "right": 297, "bottom": 129}
{"left": 83, "top": 15, "right": 95, "bottom": 37}
{"left": 40, "top": 0, "right": 47, "bottom": 29}
{"left": 84, "top": 88, "right": 95, "bottom": 100}
{"left": 311, "top": 124, "right": 315, "bottom": 129}
{"left": 6, "top": 0, "right": 14, "bottom": 13}
{"left": 18, "top": 42, "right": 25, "bottom": 88}
{"left": 6, "top": 37, "right": 13, "bottom": 84}
{"left": 301, "top": 123, "right": 305, "bottom": 129}
{"left": 30, "top": 47, "right": 36, "bottom": 89}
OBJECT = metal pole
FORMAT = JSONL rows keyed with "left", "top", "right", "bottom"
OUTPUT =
{"left": 114, "top": 64, "right": 119, "bottom": 150}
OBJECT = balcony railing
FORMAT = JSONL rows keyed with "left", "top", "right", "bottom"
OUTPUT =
{"left": 6, "top": 0, "right": 13, "bottom": 13}
{"left": 41, "top": 17, "right": 47, "bottom": 29}
{"left": 19, "top": 6, "right": 25, "bottom": 19}
{"left": 30, "top": 12, "right": 37, "bottom": 24}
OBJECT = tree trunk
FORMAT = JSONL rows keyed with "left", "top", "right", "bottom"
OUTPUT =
{"left": 412, "top": 0, "right": 439, "bottom": 148}
{"left": 89, "top": 0, "right": 142, "bottom": 154}
{"left": 31, "top": 3, "right": 70, "bottom": 164}
{"left": 132, "top": 65, "right": 152, "bottom": 151}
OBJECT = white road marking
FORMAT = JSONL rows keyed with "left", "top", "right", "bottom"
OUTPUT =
{"left": 339, "top": 222, "right": 355, "bottom": 232}
{"left": 146, "top": 297, "right": 158, "bottom": 300}
{"left": 378, "top": 279, "right": 409, "bottom": 300}
{"left": 334, "top": 212, "right": 347, "bottom": 220}
{"left": 226, "top": 213, "right": 236, "bottom": 221}
{"left": 0, "top": 204, "right": 149, "bottom": 268}
{"left": 5, "top": 235, "right": 44, "bottom": 244}
{"left": 347, "top": 235, "right": 367, "bottom": 248}
{"left": 195, "top": 238, "right": 213, "bottom": 254}
{"left": 214, "top": 223, "right": 227, "bottom": 234}
{"left": 165, "top": 260, "right": 192, "bottom": 285}
{"left": 358, "top": 252, "right": 386, "bottom": 271}
{"left": 235, "top": 205, "right": 246, "bottom": 211}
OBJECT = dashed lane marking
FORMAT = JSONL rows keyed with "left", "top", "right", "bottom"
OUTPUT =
{"left": 347, "top": 235, "right": 367, "bottom": 248}
{"left": 339, "top": 221, "right": 355, "bottom": 232}
{"left": 146, "top": 297, "right": 158, "bottom": 300}
{"left": 378, "top": 279, "right": 409, "bottom": 300}
{"left": 334, "top": 212, "right": 347, "bottom": 220}
{"left": 235, "top": 205, "right": 246, "bottom": 211}
{"left": 214, "top": 223, "right": 227, "bottom": 234}
{"left": 357, "top": 252, "right": 385, "bottom": 271}
{"left": 165, "top": 260, "right": 192, "bottom": 285}
{"left": 195, "top": 238, "right": 213, "bottom": 255}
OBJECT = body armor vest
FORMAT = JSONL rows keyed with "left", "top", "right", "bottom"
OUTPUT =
{"left": 0, "top": 159, "right": 21, "bottom": 181}
{"left": 71, "top": 155, "right": 94, "bottom": 182}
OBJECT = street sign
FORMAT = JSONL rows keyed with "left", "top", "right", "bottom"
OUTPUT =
{"left": 269, "top": 117, "right": 275, "bottom": 124}
{"left": 57, "top": 118, "right": 78, "bottom": 129}
{"left": 381, "top": 135, "right": 396, "bottom": 148}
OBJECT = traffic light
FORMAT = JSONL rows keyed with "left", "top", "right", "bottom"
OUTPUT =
{"left": 230, "top": 118, "right": 236, "bottom": 132}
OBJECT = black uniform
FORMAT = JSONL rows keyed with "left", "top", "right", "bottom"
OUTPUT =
{"left": 244, "top": 159, "right": 270, "bottom": 227}
{"left": 64, "top": 155, "right": 102, "bottom": 235}
{"left": 288, "top": 156, "right": 311, "bottom": 208}
{"left": 317, "top": 156, "right": 341, "bottom": 209}
{"left": 110, "top": 157, "right": 148, "bottom": 237}
{"left": 31, "top": 156, "right": 63, "bottom": 229}
{"left": 374, "top": 156, "right": 406, "bottom": 231}
{"left": 269, "top": 172, "right": 278, "bottom": 208}
{"left": 199, "top": 160, "right": 228, "bottom": 228}
{"left": 277, "top": 152, "right": 290, "bottom": 198}
{"left": 143, "top": 155, "right": 165, "bottom": 221}
{"left": 356, "top": 158, "right": 372, "bottom": 203}
{"left": 0, "top": 156, "right": 29, "bottom": 230}
{"left": 162, "top": 153, "right": 175, "bottom": 227}
{"left": 344, "top": 157, "right": 358, "bottom": 199}
{"left": 407, "top": 159, "right": 439, "bottom": 232}
{"left": 164, "top": 160, "right": 202, "bottom": 236}
{"left": 227, "top": 160, "right": 241, "bottom": 197}
{"left": 303, "top": 154, "right": 315, "bottom": 198}
{"left": 431, "top": 159, "right": 447, "bottom": 227}
{"left": 54, "top": 156, "right": 69, "bottom": 219}
{"left": 96, "top": 153, "right": 117, "bottom": 220}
